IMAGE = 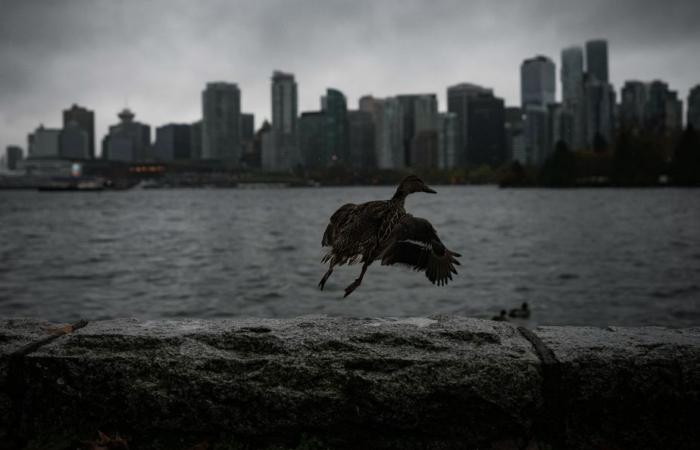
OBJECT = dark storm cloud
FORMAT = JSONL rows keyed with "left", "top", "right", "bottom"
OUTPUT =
{"left": 1, "top": 0, "right": 699, "bottom": 155}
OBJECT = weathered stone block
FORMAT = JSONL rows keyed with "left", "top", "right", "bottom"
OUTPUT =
{"left": 533, "top": 326, "right": 700, "bottom": 450}
{"left": 0, "top": 319, "right": 68, "bottom": 447}
{"left": 19, "top": 316, "right": 541, "bottom": 449}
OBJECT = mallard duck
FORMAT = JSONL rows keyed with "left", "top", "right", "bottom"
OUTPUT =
{"left": 508, "top": 302, "right": 531, "bottom": 318}
{"left": 319, "top": 175, "right": 461, "bottom": 297}
{"left": 491, "top": 310, "right": 508, "bottom": 321}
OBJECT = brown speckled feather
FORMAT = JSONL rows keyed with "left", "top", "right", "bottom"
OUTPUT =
{"left": 319, "top": 175, "right": 460, "bottom": 296}
{"left": 322, "top": 199, "right": 403, "bottom": 266}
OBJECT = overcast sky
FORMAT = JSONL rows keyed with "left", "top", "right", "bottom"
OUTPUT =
{"left": 1, "top": 0, "right": 699, "bottom": 156}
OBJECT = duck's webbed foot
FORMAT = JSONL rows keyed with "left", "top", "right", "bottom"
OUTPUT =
{"left": 343, "top": 279, "right": 362, "bottom": 298}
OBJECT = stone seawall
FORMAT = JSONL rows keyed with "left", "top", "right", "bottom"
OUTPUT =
{"left": 1, "top": 316, "right": 699, "bottom": 449}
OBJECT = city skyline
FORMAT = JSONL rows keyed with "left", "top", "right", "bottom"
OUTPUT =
{"left": 1, "top": 0, "right": 700, "bottom": 155}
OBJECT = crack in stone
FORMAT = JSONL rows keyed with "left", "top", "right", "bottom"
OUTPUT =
{"left": 6, "top": 319, "right": 89, "bottom": 448}
{"left": 517, "top": 326, "right": 566, "bottom": 450}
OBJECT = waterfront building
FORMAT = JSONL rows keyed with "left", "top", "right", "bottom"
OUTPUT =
{"left": 28, "top": 125, "right": 61, "bottom": 158}
{"left": 202, "top": 82, "right": 241, "bottom": 162}
{"left": 62, "top": 104, "right": 95, "bottom": 159}
{"left": 154, "top": 124, "right": 192, "bottom": 161}
{"left": 103, "top": 109, "right": 151, "bottom": 162}
{"left": 347, "top": 110, "right": 375, "bottom": 169}
{"left": 5, "top": 146, "right": 23, "bottom": 170}
{"left": 688, "top": 85, "right": 700, "bottom": 130}
{"left": 59, "top": 121, "right": 90, "bottom": 159}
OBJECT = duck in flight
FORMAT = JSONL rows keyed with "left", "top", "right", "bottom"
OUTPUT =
{"left": 319, "top": 175, "right": 461, "bottom": 297}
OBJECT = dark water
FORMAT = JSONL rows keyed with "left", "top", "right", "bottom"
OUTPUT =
{"left": 1, "top": 187, "right": 699, "bottom": 327}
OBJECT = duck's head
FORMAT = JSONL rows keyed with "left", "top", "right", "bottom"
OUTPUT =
{"left": 395, "top": 175, "right": 436, "bottom": 197}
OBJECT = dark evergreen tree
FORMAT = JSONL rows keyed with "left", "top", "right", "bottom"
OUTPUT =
{"left": 540, "top": 140, "right": 576, "bottom": 187}
{"left": 671, "top": 125, "right": 700, "bottom": 186}
{"left": 612, "top": 130, "right": 665, "bottom": 186}
{"left": 593, "top": 133, "right": 608, "bottom": 153}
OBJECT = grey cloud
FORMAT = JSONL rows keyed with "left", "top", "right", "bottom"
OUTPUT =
{"left": 1, "top": 0, "right": 699, "bottom": 155}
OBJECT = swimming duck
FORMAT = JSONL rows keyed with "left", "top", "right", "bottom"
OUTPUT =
{"left": 491, "top": 310, "right": 508, "bottom": 321}
{"left": 319, "top": 175, "right": 461, "bottom": 297}
{"left": 508, "top": 302, "right": 531, "bottom": 318}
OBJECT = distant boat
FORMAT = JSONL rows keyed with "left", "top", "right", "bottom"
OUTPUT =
{"left": 38, "top": 178, "right": 105, "bottom": 192}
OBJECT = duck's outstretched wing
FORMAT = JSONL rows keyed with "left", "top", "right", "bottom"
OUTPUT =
{"left": 380, "top": 215, "right": 461, "bottom": 286}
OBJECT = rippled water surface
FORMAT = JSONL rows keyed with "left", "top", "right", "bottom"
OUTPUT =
{"left": 1, "top": 187, "right": 699, "bottom": 326}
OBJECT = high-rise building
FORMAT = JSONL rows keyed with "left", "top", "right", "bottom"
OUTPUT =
{"left": 28, "top": 125, "right": 61, "bottom": 158}
{"left": 299, "top": 111, "right": 327, "bottom": 169}
{"left": 583, "top": 75, "right": 616, "bottom": 148}
{"left": 521, "top": 56, "right": 556, "bottom": 107}
{"left": 271, "top": 71, "right": 297, "bottom": 141}
{"left": 359, "top": 95, "right": 404, "bottom": 170}
{"left": 437, "top": 112, "right": 457, "bottom": 170}
{"left": 548, "top": 103, "right": 574, "bottom": 150}
{"left": 411, "top": 130, "right": 439, "bottom": 169}
{"left": 321, "top": 88, "right": 349, "bottom": 165}
{"left": 190, "top": 120, "right": 202, "bottom": 160}
{"left": 620, "top": 81, "right": 648, "bottom": 131}
{"left": 523, "top": 106, "right": 549, "bottom": 165}
{"left": 561, "top": 47, "right": 584, "bottom": 105}
{"left": 645, "top": 80, "right": 682, "bottom": 136}
{"left": 240, "top": 113, "right": 255, "bottom": 162}
{"left": 665, "top": 91, "right": 683, "bottom": 136}
{"left": 505, "top": 107, "right": 526, "bottom": 163}
{"left": 585, "top": 39, "right": 609, "bottom": 83}
{"left": 561, "top": 46, "right": 586, "bottom": 149}
{"left": 202, "top": 82, "right": 241, "bottom": 162}
{"left": 468, "top": 91, "right": 507, "bottom": 167}
{"left": 154, "top": 124, "right": 192, "bottom": 161}
{"left": 396, "top": 94, "right": 438, "bottom": 167}
{"left": 241, "top": 113, "right": 255, "bottom": 143}
{"left": 5, "top": 146, "right": 23, "bottom": 170}
{"left": 447, "top": 83, "right": 501, "bottom": 167}
{"left": 59, "top": 121, "right": 90, "bottom": 159}
{"left": 103, "top": 109, "right": 151, "bottom": 162}
{"left": 688, "top": 85, "right": 700, "bottom": 130}
{"left": 267, "top": 71, "right": 299, "bottom": 171}
{"left": 63, "top": 104, "right": 95, "bottom": 158}
{"left": 347, "top": 110, "right": 375, "bottom": 169}
{"left": 521, "top": 55, "right": 557, "bottom": 162}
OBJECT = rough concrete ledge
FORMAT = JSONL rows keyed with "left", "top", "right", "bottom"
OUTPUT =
{"left": 0, "top": 316, "right": 699, "bottom": 450}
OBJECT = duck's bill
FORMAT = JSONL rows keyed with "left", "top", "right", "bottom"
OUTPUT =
{"left": 423, "top": 187, "right": 437, "bottom": 194}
